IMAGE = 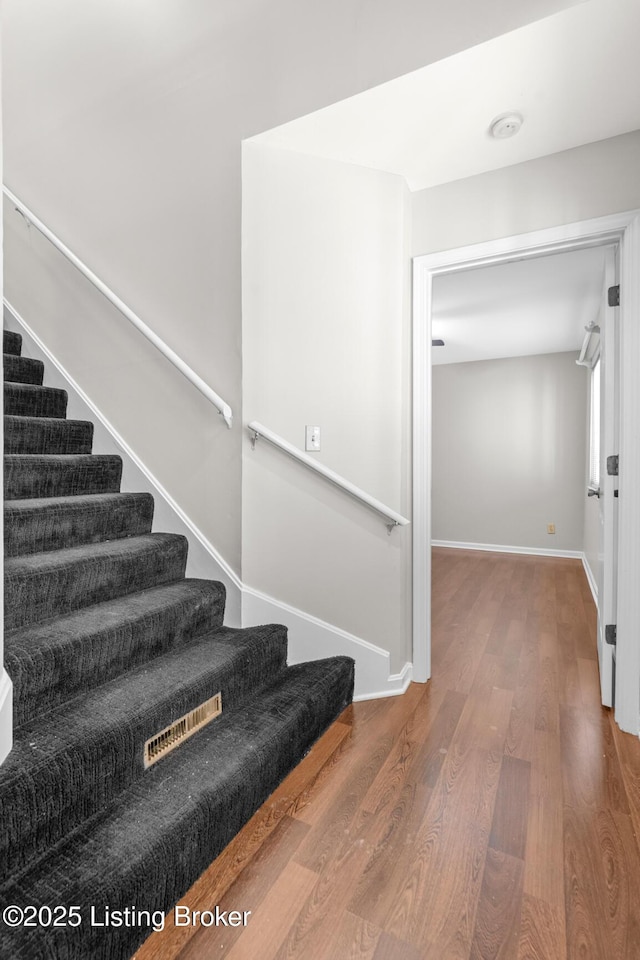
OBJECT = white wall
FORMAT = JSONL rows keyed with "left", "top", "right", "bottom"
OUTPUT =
{"left": 432, "top": 352, "right": 588, "bottom": 552}
{"left": 412, "top": 130, "right": 640, "bottom": 256}
{"left": 2, "top": 0, "right": 581, "bottom": 581}
{"left": 242, "top": 144, "right": 412, "bottom": 670}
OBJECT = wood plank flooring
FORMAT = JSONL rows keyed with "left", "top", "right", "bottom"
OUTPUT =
{"left": 134, "top": 549, "right": 640, "bottom": 960}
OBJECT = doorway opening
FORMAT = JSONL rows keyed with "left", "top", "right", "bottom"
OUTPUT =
{"left": 412, "top": 210, "right": 640, "bottom": 735}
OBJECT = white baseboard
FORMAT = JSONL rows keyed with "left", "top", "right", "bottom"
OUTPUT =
{"left": 0, "top": 671, "right": 13, "bottom": 766}
{"left": 5, "top": 300, "right": 408, "bottom": 701}
{"left": 242, "top": 587, "right": 413, "bottom": 701}
{"left": 432, "top": 539, "right": 584, "bottom": 560}
{"left": 581, "top": 554, "right": 599, "bottom": 604}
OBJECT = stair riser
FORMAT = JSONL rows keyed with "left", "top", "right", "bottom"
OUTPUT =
{"left": 4, "top": 384, "right": 68, "bottom": 418}
{"left": 4, "top": 494, "right": 155, "bottom": 558}
{"left": 4, "top": 417, "right": 93, "bottom": 455}
{"left": 3, "top": 355, "right": 44, "bottom": 385}
{"left": 8, "top": 581, "right": 226, "bottom": 727}
{"left": 0, "top": 659, "right": 354, "bottom": 960}
{"left": 4, "top": 455, "right": 123, "bottom": 499}
{"left": 4, "top": 537, "right": 188, "bottom": 631}
{"left": 3, "top": 331, "right": 22, "bottom": 356}
{"left": 0, "top": 629, "right": 290, "bottom": 878}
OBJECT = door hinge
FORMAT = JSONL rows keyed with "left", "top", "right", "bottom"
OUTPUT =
{"left": 605, "top": 624, "right": 617, "bottom": 645}
{"left": 607, "top": 454, "right": 619, "bottom": 476}
{"left": 608, "top": 284, "right": 620, "bottom": 307}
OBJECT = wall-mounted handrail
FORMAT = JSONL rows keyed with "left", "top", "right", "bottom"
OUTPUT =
{"left": 248, "top": 421, "right": 410, "bottom": 532}
{"left": 3, "top": 185, "right": 233, "bottom": 428}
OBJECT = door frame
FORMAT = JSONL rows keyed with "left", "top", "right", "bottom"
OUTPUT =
{"left": 412, "top": 209, "right": 640, "bottom": 736}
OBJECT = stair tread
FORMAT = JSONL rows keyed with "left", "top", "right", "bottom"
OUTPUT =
{"left": 4, "top": 530, "right": 186, "bottom": 576}
{"left": 0, "top": 658, "right": 354, "bottom": 960}
{"left": 4, "top": 415, "right": 90, "bottom": 427}
{"left": 2, "top": 330, "right": 22, "bottom": 356}
{"left": 5, "top": 492, "right": 150, "bottom": 513}
{"left": 3, "top": 354, "right": 44, "bottom": 384}
{"left": 0, "top": 622, "right": 291, "bottom": 876}
{"left": 4, "top": 622, "right": 289, "bottom": 776}
{"left": 4, "top": 382, "right": 68, "bottom": 418}
{"left": 4, "top": 491, "right": 155, "bottom": 557}
{"left": 7, "top": 578, "right": 226, "bottom": 728}
{"left": 4, "top": 415, "right": 93, "bottom": 455}
{"left": 4, "top": 453, "right": 123, "bottom": 500}
{"left": 4, "top": 532, "right": 188, "bottom": 631}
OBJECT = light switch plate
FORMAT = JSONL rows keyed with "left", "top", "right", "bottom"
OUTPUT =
{"left": 305, "top": 425, "right": 321, "bottom": 451}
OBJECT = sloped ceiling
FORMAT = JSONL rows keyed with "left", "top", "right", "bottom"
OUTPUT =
{"left": 253, "top": 0, "right": 640, "bottom": 191}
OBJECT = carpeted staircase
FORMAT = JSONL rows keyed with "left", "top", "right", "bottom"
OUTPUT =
{"left": 0, "top": 328, "right": 354, "bottom": 959}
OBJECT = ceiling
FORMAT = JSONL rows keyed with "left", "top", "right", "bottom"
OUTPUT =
{"left": 431, "top": 245, "right": 609, "bottom": 365}
{"left": 253, "top": 0, "right": 640, "bottom": 191}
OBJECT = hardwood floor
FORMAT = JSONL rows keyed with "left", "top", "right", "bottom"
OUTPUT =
{"left": 134, "top": 548, "right": 640, "bottom": 960}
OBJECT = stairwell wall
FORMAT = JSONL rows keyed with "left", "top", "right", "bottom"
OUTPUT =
{"left": 3, "top": 0, "right": 581, "bottom": 583}
{"left": 242, "top": 144, "right": 412, "bottom": 672}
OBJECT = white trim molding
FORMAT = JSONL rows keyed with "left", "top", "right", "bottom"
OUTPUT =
{"left": 242, "top": 586, "right": 413, "bottom": 701}
{"left": 0, "top": 671, "right": 13, "bottom": 765}
{"left": 3, "top": 187, "right": 233, "bottom": 427}
{"left": 432, "top": 540, "right": 584, "bottom": 560}
{"left": 414, "top": 209, "right": 640, "bottom": 735}
{"left": 582, "top": 554, "right": 599, "bottom": 605}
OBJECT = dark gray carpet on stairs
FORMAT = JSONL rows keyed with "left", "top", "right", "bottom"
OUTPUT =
{"left": 4, "top": 415, "right": 94, "bottom": 455}
{"left": 1, "top": 623, "right": 289, "bottom": 876}
{"left": 3, "top": 353, "right": 44, "bottom": 385}
{"left": 7, "top": 578, "right": 226, "bottom": 727}
{"left": 0, "top": 658, "right": 354, "bottom": 960}
{"left": 3, "top": 330, "right": 22, "bottom": 356}
{"left": 1, "top": 325, "right": 355, "bottom": 960}
{"left": 5, "top": 454, "right": 123, "bottom": 499}
{"left": 4, "top": 492, "right": 155, "bottom": 557}
{"left": 4, "top": 533, "right": 189, "bottom": 631}
{"left": 4, "top": 382, "right": 69, "bottom": 418}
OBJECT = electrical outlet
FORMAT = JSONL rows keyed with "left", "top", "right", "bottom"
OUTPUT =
{"left": 547, "top": 523, "right": 556, "bottom": 535}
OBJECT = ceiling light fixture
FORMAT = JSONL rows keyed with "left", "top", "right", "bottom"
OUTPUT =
{"left": 489, "top": 112, "right": 523, "bottom": 139}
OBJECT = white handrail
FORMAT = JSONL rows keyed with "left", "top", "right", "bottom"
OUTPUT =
{"left": 248, "top": 421, "right": 410, "bottom": 531}
{"left": 3, "top": 185, "right": 233, "bottom": 428}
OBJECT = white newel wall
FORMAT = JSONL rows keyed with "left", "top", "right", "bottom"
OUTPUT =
{"left": 242, "top": 144, "right": 413, "bottom": 676}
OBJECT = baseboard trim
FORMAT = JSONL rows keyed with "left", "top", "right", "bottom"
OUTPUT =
{"left": 581, "top": 553, "right": 599, "bottom": 604}
{"left": 242, "top": 587, "right": 412, "bottom": 701}
{"left": 0, "top": 670, "right": 13, "bottom": 766}
{"left": 432, "top": 539, "right": 584, "bottom": 560}
{"left": 353, "top": 661, "right": 413, "bottom": 701}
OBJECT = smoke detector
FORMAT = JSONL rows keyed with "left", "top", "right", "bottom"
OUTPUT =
{"left": 489, "top": 113, "right": 523, "bottom": 139}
